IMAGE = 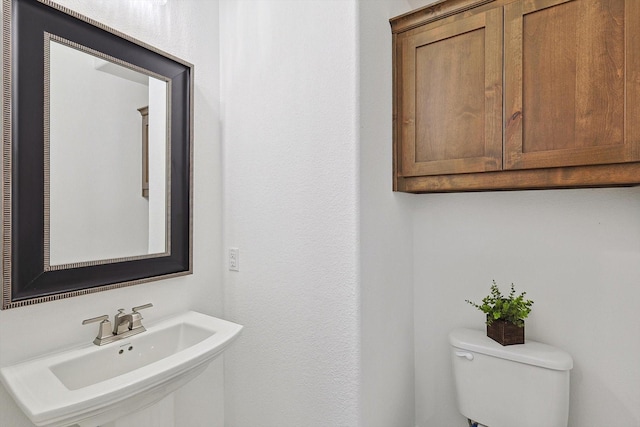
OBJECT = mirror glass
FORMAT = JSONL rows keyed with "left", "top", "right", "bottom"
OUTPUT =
{"left": 47, "top": 38, "right": 169, "bottom": 267}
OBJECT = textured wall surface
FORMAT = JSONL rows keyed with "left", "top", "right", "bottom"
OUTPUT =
{"left": 0, "top": 1, "right": 224, "bottom": 426}
{"left": 413, "top": 188, "right": 640, "bottom": 427}
{"left": 376, "top": 1, "right": 640, "bottom": 425}
{"left": 359, "top": 0, "right": 417, "bottom": 426}
{"left": 220, "top": 1, "right": 360, "bottom": 426}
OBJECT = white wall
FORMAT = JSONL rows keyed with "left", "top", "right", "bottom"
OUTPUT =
{"left": 0, "top": 1, "right": 224, "bottom": 426}
{"left": 389, "top": 1, "right": 640, "bottom": 425}
{"left": 220, "top": 1, "right": 360, "bottom": 426}
{"left": 372, "top": 1, "right": 640, "bottom": 425}
{"left": 359, "top": 0, "right": 416, "bottom": 426}
{"left": 413, "top": 188, "right": 640, "bottom": 427}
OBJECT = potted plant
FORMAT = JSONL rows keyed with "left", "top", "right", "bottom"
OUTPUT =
{"left": 466, "top": 281, "right": 534, "bottom": 346}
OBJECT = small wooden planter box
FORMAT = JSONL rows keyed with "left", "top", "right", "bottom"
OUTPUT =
{"left": 487, "top": 319, "right": 525, "bottom": 346}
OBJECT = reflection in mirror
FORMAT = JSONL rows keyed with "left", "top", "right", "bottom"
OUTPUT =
{"left": 47, "top": 37, "right": 169, "bottom": 267}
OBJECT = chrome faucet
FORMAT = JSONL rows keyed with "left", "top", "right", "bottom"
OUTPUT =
{"left": 83, "top": 303, "right": 153, "bottom": 346}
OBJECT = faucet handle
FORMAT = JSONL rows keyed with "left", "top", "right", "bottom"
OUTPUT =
{"left": 132, "top": 303, "right": 153, "bottom": 313}
{"left": 130, "top": 303, "right": 153, "bottom": 330}
{"left": 82, "top": 314, "right": 109, "bottom": 325}
{"left": 82, "top": 315, "right": 113, "bottom": 345}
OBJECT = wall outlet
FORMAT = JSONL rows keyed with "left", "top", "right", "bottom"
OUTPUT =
{"left": 229, "top": 248, "right": 239, "bottom": 271}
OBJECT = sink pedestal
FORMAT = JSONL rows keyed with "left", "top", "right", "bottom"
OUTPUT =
{"left": 99, "top": 394, "right": 174, "bottom": 427}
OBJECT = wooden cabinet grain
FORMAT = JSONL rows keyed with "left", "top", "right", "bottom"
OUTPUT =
{"left": 391, "top": 0, "right": 640, "bottom": 193}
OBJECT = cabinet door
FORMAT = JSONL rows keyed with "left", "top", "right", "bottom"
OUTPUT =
{"left": 504, "top": 0, "right": 640, "bottom": 170}
{"left": 398, "top": 8, "right": 503, "bottom": 177}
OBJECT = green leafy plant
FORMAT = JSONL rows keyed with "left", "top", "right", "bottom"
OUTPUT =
{"left": 466, "top": 281, "right": 533, "bottom": 327}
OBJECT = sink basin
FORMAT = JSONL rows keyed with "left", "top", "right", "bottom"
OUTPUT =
{"left": 0, "top": 311, "right": 242, "bottom": 427}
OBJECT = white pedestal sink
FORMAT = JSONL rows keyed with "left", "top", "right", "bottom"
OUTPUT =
{"left": 0, "top": 311, "right": 242, "bottom": 427}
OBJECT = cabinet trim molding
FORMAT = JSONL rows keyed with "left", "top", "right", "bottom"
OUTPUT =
{"left": 390, "top": 0, "right": 495, "bottom": 34}
{"left": 396, "top": 163, "right": 640, "bottom": 193}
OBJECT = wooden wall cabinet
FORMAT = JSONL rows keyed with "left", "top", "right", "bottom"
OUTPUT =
{"left": 391, "top": 0, "right": 640, "bottom": 192}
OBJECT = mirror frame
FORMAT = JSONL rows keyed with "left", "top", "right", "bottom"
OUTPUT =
{"left": 1, "top": 0, "right": 194, "bottom": 309}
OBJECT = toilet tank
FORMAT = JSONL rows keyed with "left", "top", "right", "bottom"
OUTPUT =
{"left": 449, "top": 328, "right": 573, "bottom": 427}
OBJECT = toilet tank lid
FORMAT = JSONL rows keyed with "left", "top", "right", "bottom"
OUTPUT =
{"left": 449, "top": 328, "right": 573, "bottom": 371}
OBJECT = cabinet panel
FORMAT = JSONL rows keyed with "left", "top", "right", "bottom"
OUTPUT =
{"left": 399, "top": 8, "right": 503, "bottom": 177}
{"left": 415, "top": 28, "right": 485, "bottom": 163}
{"left": 504, "top": 0, "right": 640, "bottom": 169}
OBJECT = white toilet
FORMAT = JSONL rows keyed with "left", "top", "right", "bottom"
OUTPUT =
{"left": 449, "top": 328, "right": 573, "bottom": 427}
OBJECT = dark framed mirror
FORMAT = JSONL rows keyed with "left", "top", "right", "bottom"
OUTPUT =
{"left": 2, "top": 0, "right": 193, "bottom": 309}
